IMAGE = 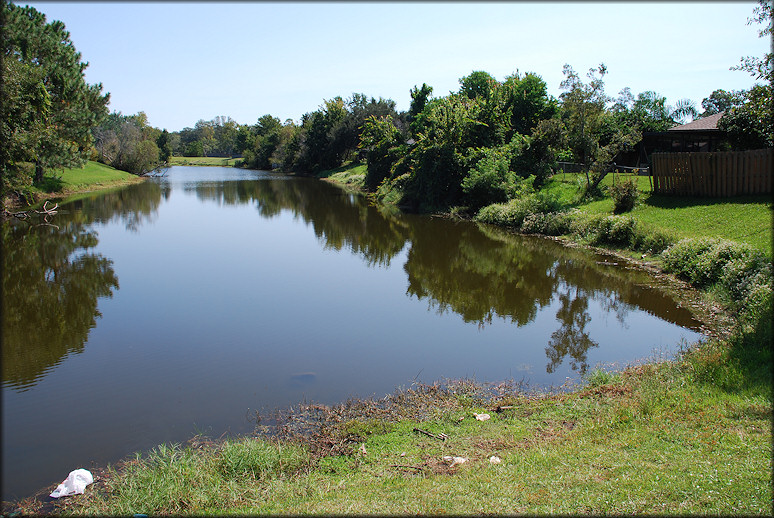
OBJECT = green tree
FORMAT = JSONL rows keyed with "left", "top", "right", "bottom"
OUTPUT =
{"left": 408, "top": 83, "right": 433, "bottom": 139}
{"left": 458, "top": 70, "right": 497, "bottom": 100}
{"left": 156, "top": 129, "right": 172, "bottom": 162}
{"left": 559, "top": 63, "right": 610, "bottom": 168}
{"left": 720, "top": 0, "right": 773, "bottom": 150}
{"left": 718, "top": 84, "right": 773, "bottom": 149}
{"left": 2, "top": 3, "right": 109, "bottom": 188}
{"left": 732, "top": 0, "right": 773, "bottom": 83}
{"left": 359, "top": 115, "right": 403, "bottom": 190}
{"left": 559, "top": 64, "right": 640, "bottom": 194}
{"left": 700, "top": 89, "right": 744, "bottom": 116}
{"left": 92, "top": 111, "right": 163, "bottom": 175}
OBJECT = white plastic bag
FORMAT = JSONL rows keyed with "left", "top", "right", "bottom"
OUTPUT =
{"left": 50, "top": 468, "right": 93, "bottom": 498}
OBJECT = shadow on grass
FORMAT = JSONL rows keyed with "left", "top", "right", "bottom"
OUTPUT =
{"left": 35, "top": 175, "right": 65, "bottom": 194}
{"left": 692, "top": 302, "right": 773, "bottom": 400}
{"left": 642, "top": 193, "right": 773, "bottom": 210}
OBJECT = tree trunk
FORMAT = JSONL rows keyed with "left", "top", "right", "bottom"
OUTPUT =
{"left": 34, "top": 161, "right": 44, "bottom": 184}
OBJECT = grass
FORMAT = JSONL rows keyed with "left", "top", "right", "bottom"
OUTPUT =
{"left": 39, "top": 161, "right": 141, "bottom": 194}
{"left": 2, "top": 161, "right": 145, "bottom": 210}
{"left": 168, "top": 156, "right": 239, "bottom": 167}
{"left": 317, "top": 161, "right": 367, "bottom": 190}
{"left": 545, "top": 172, "right": 773, "bottom": 256}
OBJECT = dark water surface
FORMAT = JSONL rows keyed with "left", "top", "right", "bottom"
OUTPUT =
{"left": 2, "top": 166, "right": 702, "bottom": 501}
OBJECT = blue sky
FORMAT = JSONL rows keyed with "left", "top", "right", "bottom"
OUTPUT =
{"left": 23, "top": 1, "right": 770, "bottom": 132}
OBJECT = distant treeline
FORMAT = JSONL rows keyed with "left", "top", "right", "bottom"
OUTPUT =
{"left": 5, "top": 1, "right": 769, "bottom": 211}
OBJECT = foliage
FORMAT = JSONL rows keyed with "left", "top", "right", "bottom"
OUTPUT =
{"left": 461, "top": 148, "right": 513, "bottom": 209}
{"left": 612, "top": 89, "right": 698, "bottom": 132}
{"left": 407, "top": 83, "right": 433, "bottom": 139}
{"left": 700, "top": 89, "right": 745, "bottom": 117}
{"left": 718, "top": 0, "right": 773, "bottom": 151}
{"left": 92, "top": 111, "right": 163, "bottom": 175}
{"left": 732, "top": 0, "right": 773, "bottom": 84}
{"left": 2, "top": 3, "right": 109, "bottom": 194}
{"left": 358, "top": 115, "right": 403, "bottom": 190}
{"left": 608, "top": 178, "right": 638, "bottom": 214}
{"left": 661, "top": 238, "right": 767, "bottom": 289}
{"left": 718, "top": 84, "right": 773, "bottom": 150}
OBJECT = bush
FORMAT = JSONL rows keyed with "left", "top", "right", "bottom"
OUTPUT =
{"left": 475, "top": 190, "right": 561, "bottom": 230}
{"left": 608, "top": 177, "right": 638, "bottom": 214}
{"left": 661, "top": 238, "right": 760, "bottom": 288}
{"left": 521, "top": 211, "right": 571, "bottom": 236}
{"left": 461, "top": 151, "right": 511, "bottom": 209}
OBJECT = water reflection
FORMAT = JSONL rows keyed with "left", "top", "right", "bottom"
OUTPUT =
{"left": 61, "top": 180, "right": 165, "bottom": 231}
{"left": 2, "top": 167, "right": 705, "bottom": 502}
{"left": 1, "top": 221, "right": 118, "bottom": 391}
{"left": 2, "top": 183, "right": 164, "bottom": 391}
{"left": 183, "top": 172, "right": 701, "bottom": 375}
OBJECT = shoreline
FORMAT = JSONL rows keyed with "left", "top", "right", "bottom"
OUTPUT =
{"left": 4, "top": 167, "right": 769, "bottom": 514}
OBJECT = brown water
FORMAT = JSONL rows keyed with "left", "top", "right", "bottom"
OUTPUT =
{"left": 1, "top": 166, "right": 702, "bottom": 501}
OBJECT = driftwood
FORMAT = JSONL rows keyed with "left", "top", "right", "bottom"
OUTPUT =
{"left": 3, "top": 201, "right": 58, "bottom": 221}
{"left": 413, "top": 428, "right": 449, "bottom": 441}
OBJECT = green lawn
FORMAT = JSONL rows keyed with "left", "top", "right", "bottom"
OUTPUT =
{"left": 30, "top": 161, "right": 142, "bottom": 199}
{"left": 168, "top": 156, "right": 239, "bottom": 167}
{"left": 547, "top": 173, "right": 773, "bottom": 256}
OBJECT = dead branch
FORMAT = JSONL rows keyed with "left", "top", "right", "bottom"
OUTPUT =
{"left": 413, "top": 428, "right": 448, "bottom": 441}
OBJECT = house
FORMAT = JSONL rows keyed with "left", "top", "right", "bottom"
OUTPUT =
{"left": 636, "top": 111, "right": 729, "bottom": 166}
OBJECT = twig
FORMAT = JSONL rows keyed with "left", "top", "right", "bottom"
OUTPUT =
{"left": 413, "top": 428, "right": 448, "bottom": 441}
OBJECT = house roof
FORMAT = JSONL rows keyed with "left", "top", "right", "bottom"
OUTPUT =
{"left": 668, "top": 111, "right": 725, "bottom": 132}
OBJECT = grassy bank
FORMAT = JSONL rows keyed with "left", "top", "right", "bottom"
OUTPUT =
{"left": 168, "top": 156, "right": 239, "bottom": 167}
{"left": 49, "top": 330, "right": 771, "bottom": 515}
{"left": 3, "top": 161, "right": 144, "bottom": 211}
{"left": 13, "top": 162, "right": 771, "bottom": 515}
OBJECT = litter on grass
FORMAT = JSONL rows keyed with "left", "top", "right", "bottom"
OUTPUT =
{"left": 49, "top": 469, "right": 93, "bottom": 498}
{"left": 442, "top": 456, "right": 468, "bottom": 467}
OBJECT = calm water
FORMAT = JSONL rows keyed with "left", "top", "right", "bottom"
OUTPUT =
{"left": 2, "top": 166, "right": 702, "bottom": 501}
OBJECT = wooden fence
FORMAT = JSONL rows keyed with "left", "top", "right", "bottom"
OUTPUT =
{"left": 650, "top": 148, "right": 772, "bottom": 196}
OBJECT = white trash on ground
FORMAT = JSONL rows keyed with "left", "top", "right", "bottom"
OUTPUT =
{"left": 474, "top": 413, "right": 491, "bottom": 421}
{"left": 489, "top": 455, "right": 502, "bottom": 464}
{"left": 442, "top": 456, "right": 468, "bottom": 467}
{"left": 49, "top": 468, "right": 93, "bottom": 498}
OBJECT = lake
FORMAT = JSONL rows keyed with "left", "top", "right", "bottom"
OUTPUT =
{"left": 1, "top": 166, "right": 703, "bottom": 501}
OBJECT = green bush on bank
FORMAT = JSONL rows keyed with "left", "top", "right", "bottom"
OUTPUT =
{"left": 662, "top": 238, "right": 772, "bottom": 334}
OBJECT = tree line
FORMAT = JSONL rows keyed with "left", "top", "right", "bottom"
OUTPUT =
{"left": 2, "top": 1, "right": 770, "bottom": 211}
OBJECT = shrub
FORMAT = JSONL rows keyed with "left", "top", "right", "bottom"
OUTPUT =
{"left": 608, "top": 177, "right": 638, "bottom": 214}
{"left": 475, "top": 190, "right": 562, "bottom": 230}
{"left": 661, "top": 238, "right": 760, "bottom": 288}
{"left": 521, "top": 211, "right": 571, "bottom": 235}
{"left": 461, "top": 151, "right": 511, "bottom": 209}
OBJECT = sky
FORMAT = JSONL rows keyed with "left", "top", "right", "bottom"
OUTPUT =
{"left": 22, "top": 1, "right": 770, "bottom": 132}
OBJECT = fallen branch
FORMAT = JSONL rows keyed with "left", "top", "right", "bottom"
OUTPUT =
{"left": 413, "top": 428, "right": 449, "bottom": 441}
{"left": 35, "top": 201, "right": 58, "bottom": 215}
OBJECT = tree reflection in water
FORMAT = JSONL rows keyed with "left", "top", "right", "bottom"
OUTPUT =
{"left": 2, "top": 181, "right": 163, "bottom": 390}
{"left": 2, "top": 221, "right": 118, "bottom": 391}
{"left": 188, "top": 176, "right": 700, "bottom": 376}
{"left": 546, "top": 287, "right": 598, "bottom": 375}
